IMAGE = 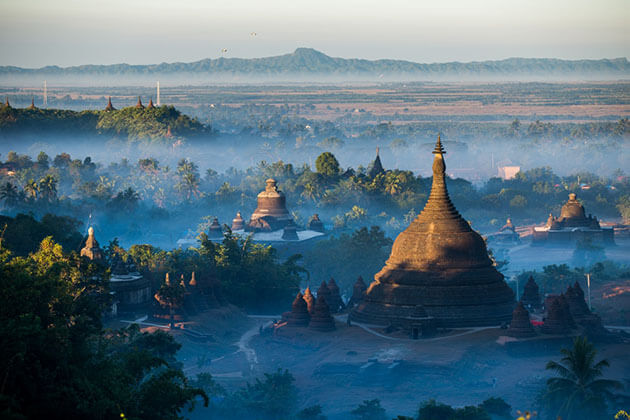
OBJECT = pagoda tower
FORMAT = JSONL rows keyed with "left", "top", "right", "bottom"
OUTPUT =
{"left": 316, "top": 281, "right": 332, "bottom": 307}
{"left": 135, "top": 96, "right": 144, "bottom": 109}
{"left": 231, "top": 212, "right": 245, "bottom": 230}
{"left": 506, "top": 301, "right": 536, "bottom": 338}
{"left": 208, "top": 217, "right": 223, "bottom": 239}
{"left": 348, "top": 276, "right": 367, "bottom": 308}
{"left": 287, "top": 292, "right": 311, "bottom": 327}
{"left": 303, "top": 287, "right": 315, "bottom": 314}
{"left": 326, "top": 277, "right": 345, "bottom": 313}
{"left": 368, "top": 146, "right": 385, "bottom": 178}
{"left": 105, "top": 97, "right": 115, "bottom": 111}
{"left": 80, "top": 227, "right": 104, "bottom": 262}
{"left": 309, "top": 296, "right": 336, "bottom": 331}
{"left": 246, "top": 178, "right": 293, "bottom": 231}
{"left": 521, "top": 276, "right": 541, "bottom": 309}
{"left": 351, "top": 137, "right": 515, "bottom": 328}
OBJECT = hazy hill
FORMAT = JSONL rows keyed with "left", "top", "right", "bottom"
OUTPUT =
{"left": 1, "top": 48, "right": 628, "bottom": 84}
{"left": 0, "top": 104, "right": 208, "bottom": 141}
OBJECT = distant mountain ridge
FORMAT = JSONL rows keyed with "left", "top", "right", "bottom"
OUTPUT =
{"left": 1, "top": 48, "right": 628, "bottom": 80}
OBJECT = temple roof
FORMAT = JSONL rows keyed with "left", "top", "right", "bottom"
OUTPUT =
{"left": 147, "top": 98, "right": 155, "bottom": 109}
{"left": 28, "top": 97, "right": 36, "bottom": 110}
{"left": 135, "top": 96, "right": 144, "bottom": 109}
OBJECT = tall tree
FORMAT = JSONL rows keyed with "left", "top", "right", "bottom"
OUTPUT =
{"left": 544, "top": 336, "right": 622, "bottom": 420}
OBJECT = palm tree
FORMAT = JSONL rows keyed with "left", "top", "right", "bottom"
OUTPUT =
{"left": 544, "top": 336, "right": 622, "bottom": 420}
{"left": 24, "top": 179, "right": 38, "bottom": 200}
{"left": 0, "top": 182, "right": 19, "bottom": 206}
{"left": 38, "top": 175, "right": 57, "bottom": 202}
{"left": 176, "top": 159, "right": 200, "bottom": 201}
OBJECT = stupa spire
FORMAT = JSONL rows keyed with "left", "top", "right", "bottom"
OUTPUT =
{"left": 28, "top": 97, "right": 36, "bottom": 110}
{"left": 135, "top": 96, "right": 144, "bottom": 109}
{"left": 105, "top": 96, "right": 115, "bottom": 111}
{"left": 418, "top": 135, "right": 468, "bottom": 230}
{"left": 433, "top": 134, "right": 445, "bottom": 154}
{"left": 147, "top": 97, "right": 155, "bottom": 109}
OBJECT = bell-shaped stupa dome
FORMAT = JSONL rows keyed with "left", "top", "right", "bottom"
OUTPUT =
{"left": 351, "top": 136, "right": 515, "bottom": 328}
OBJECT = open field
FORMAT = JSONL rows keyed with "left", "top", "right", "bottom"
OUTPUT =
{"left": 173, "top": 313, "right": 630, "bottom": 420}
{"left": 1, "top": 81, "right": 628, "bottom": 123}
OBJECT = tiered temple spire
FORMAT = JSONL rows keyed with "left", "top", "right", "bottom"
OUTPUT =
{"left": 351, "top": 136, "right": 514, "bottom": 328}
{"left": 80, "top": 227, "right": 104, "bottom": 262}
{"left": 105, "top": 96, "right": 115, "bottom": 111}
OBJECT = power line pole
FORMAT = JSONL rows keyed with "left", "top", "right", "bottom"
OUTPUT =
{"left": 586, "top": 273, "right": 591, "bottom": 310}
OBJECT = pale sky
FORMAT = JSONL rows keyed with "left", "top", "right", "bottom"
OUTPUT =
{"left": 0, "top": 0, "right": 628, "bottom": 67}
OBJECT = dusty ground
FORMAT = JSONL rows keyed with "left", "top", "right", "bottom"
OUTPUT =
{"left": 176, "top": 311, "right": 630, "bottom": 419}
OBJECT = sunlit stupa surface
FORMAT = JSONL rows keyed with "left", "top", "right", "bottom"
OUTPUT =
{"left": 351, "top": 137, "right": 515, "bottom": 328}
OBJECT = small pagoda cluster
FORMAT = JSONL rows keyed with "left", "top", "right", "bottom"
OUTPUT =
{"left": 151, "top": 272, "right": 226, "bottom": 322}
{"left": 506, "top": 277, "right": 605, "bottom": 338}
{"left": 103, "top": 96, "right": 157, "bottom": 112}
{"left": 282, "top": 278, "right": 347, "bottom": 332}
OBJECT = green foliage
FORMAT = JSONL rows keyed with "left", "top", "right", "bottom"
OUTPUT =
{"left": 303, "top": 226, "right": 392, "bottom": 294}
{"left": 350, "top": 399, "right": 387, "bottom": 420}
{"left": 0, "top": 238, "right": 206, "bottom": 420}
{"left": 479, "top": 397, "right": 511, "bottom": 419}
{"left": 212, "top": 230, "right": 303, "bottom": 311}
{"left": 0, "top": 213, "right": 83, "bottom": 256}
{"left": 417, "top": 399, "right": 456, "bottom": 420}
{"left": 543, "top": 336, "right": 623, "bottom": 420}
{"left": 0, "top": 104, "right": 207, "bottom": 142}
{"left": 416, "top": 399, "right": 492, "bottom": 420}
{"left": 296, "top": 404, "right": 327, "bottom": 420}
{"left": 315, "top": 152, "right": 341, "bottom": 178}
{"left": 227, "top": 369, "right": 297, "bottom": 420}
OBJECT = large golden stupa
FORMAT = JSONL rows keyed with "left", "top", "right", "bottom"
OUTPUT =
{"left": 351, "top": 137, "right": 515, "bottom": 328}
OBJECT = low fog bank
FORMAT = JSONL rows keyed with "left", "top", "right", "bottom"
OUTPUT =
{"left": 2, "top": 71, "right": 630, "bottom": 87}
{"left": 3, "top": 132, "right": 627, "bottom": 179}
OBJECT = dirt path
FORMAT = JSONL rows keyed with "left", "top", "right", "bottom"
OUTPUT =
{"left": 236, "top": 315, "right": 277, "bottom": 370}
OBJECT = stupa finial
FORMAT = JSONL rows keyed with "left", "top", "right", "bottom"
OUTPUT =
{"left": 433, "top": 135, "right": 445, "bottom": 155}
